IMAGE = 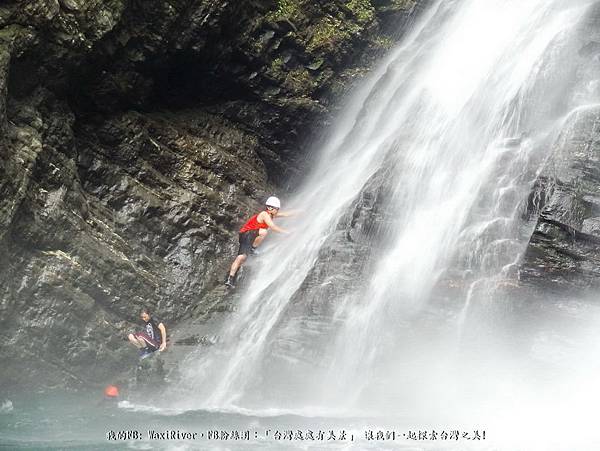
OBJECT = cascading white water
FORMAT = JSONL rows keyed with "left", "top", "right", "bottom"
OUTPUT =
{"left": 174, "top": 0, "right": 600, "bottom": 431}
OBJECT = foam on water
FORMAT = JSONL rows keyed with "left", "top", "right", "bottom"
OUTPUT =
{"left": 0, "top": 399, "right": 13, "bottom": 414}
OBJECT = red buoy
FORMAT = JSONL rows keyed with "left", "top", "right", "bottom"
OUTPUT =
{"left": 104, "top": 385, "right": 119, "bottom": 398}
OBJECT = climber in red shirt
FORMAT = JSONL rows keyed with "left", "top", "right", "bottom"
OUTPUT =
{"left": 225, "top": 196, "right": 291, "bottom": 288}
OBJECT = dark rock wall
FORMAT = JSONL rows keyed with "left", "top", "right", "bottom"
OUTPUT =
{"left": 0, "top": 0, "right": 423, "bottom": 388}
{"left": 520, "top": 107, "right": 600, "bottom": 294}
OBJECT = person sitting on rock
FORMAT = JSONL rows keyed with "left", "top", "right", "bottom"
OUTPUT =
{"left": 127, "top": 307, "right": 167, "bottom": 358}
{"left": 225, "top": 196, "right": 292, "bottom": 288}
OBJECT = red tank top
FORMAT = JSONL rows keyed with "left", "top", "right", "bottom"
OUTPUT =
{"left": 239, "top": 213, "right": 269, "bottom": 233}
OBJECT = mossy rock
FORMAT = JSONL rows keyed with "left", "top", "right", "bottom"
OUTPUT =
{"left": 266, "top": 0, "right": 304, "bottom": 22}
{"left": 283, "top": 68, "right": 316, "bottom": 95}
{"left": 346, "top": 0, "right": 376, "bottom": 24}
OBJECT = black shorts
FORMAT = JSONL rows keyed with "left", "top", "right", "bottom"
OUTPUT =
{"left": 238, "top": 230, "right": 259, "bottom": 256}
{"left": 133, "top": 332, "right": 160, "bottom": 351}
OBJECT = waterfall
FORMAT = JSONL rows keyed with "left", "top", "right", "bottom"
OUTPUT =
{"left": 175, "top": 0, "right": 597, "bottom": 417}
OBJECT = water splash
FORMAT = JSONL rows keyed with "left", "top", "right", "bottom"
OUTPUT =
{"left": 0, "top": 400, "right": 13, "bottom": 414}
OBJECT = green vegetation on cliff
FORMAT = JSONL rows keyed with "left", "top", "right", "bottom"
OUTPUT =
{"left": 260, "top": 0, "right": 414, "bottom": 100}
{"left": 266, "top": 0, "right": 303, "bottom": 21}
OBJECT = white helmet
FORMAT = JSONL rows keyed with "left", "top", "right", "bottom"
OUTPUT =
{"left": 265, "top": 196, "right": 281, "bottom": 209}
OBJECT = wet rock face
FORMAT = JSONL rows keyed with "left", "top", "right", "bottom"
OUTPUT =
{"left": 0, "top": 104, "right": 270, "bottom": 388}
{"left": 520, "top": 107, "right": 600, "bottom": 294}
{"left": 0, "top": 1, "right": 425, "bottom": 389}
{"left": 262, "top": 165, "right": 398, "bottom": 374}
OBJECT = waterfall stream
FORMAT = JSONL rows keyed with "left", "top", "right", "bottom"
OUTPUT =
{"left": 175, "top": 0, "right": 599, "bottom": 429}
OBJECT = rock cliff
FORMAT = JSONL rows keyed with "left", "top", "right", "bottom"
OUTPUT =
{"left": 0, "top": 0, "right": 422, "bottom": 389}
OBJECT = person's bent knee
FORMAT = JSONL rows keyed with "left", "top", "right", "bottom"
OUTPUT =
{"left": 258, "top": 228, "right": 268, "bottom": 237}
{"left": 128, "top": 333, "right": 135, "bottom": 341}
